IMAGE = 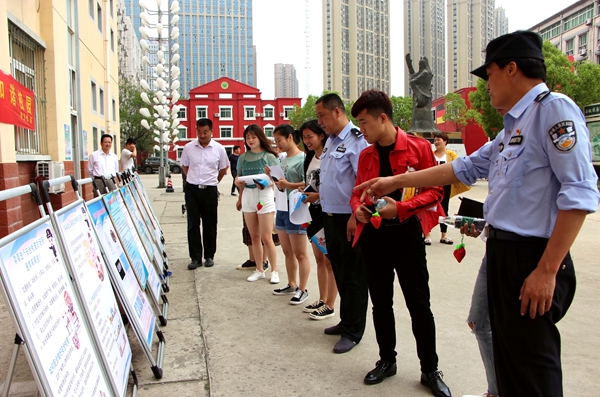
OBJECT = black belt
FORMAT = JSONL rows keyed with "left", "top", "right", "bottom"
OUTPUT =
{"left": 187, "top": 184, "right": 217, "bottom": 189}
{"left": 487, "top": 225, "right": 547, "bottom": 243}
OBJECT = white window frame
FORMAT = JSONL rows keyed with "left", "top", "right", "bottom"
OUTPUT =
{"left": 91, "top": 79, "right": 97, "bottom": 113}
{"left": 177, "top": 105, "right": 187, "bottom": 120}
{"left": 263, "top": 106, "right": 275, "bottom": 120}
{"left": 219, "top": 125, "right": 233, "bottom": 138}
{"left": 195, "top": 105, "right": 208, "bottom": 120}
{"left": 244, "top": 106, "right": 256, "bottom": 120}
{"left": 283, "top": 106, "right": 294, "bottom": 120}
{"left": 219, "top": 106, "right": 233, "bottom": 120}
{"left": 177, "top": 127, "right": 187, "bottom": 139}
{"left": 263, "top": 124, "right": 275, "bottom": 138}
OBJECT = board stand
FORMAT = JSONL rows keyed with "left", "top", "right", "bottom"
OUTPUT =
{"left": 77, "top": 177, "right": 167, "bottom": 379}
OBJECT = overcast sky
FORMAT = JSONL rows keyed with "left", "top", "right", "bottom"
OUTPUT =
{"left": 252, "top": 0, "right": 574, "bottom": 100}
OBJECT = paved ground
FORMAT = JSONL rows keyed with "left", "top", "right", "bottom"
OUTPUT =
{"left": 1, "top": 172, "right": 599, "bottom": 397}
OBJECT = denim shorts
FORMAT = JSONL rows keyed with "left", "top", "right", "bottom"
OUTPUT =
{"left": 275, "top": 210, "right": 307, "bottom": 235}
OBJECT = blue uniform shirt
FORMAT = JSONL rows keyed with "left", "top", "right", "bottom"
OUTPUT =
{"left": 320, "top": 121, "right": 368, "bottom": 214}
{"left": 453, "top": 83, "right": 600, "bottom": 238}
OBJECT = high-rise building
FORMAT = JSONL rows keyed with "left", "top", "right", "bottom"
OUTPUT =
{"left": 117, "top": 1, "right": 144, "bottom": 82}
{"left": 121, "top": 0, "right": 255, "bottom": 95}
{"left": 274, "top": 64, "right": 299, "bottom": 98}
{"left": 447, "top": 0, "right": 503, "bottom": 91}
{"left": 323, "top": 0, "right": 391, "bottom": 101}
{"left": 494, "top": 6, "right": 509, "bottom": 38}
{"left": 404, "top": 0, "right": 446, "bottom": 100}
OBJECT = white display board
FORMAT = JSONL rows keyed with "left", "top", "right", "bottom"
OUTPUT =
{"left": 0, "top": 219, "right": 112, "bottom": 396}
{"left": 55, "top": 202, "right": 132, "bottom": 397}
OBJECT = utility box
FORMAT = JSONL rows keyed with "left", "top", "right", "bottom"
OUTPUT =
{"left": 36, "top": 161, "right": 65, "bottom": 194}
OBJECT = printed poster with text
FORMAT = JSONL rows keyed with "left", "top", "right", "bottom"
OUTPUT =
{"left": 0, "top": 221, "right": 110, "bottom": 396}
{"left": 128, "top": 183, "right": 162, "bottom": 249}
{"left": 87, "top": 199, "right": 156, "bottom": 346}
{"left": 57, "top": 203, "right": 132, "bottom": 396}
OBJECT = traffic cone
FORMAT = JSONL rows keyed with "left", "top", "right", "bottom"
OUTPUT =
{"left": 166, "top": 174, "right": 174, "bottom": 193}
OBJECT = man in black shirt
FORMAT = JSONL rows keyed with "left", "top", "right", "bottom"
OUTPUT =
{"left": 229, "top": 146, "right": 241, "bottom": 195}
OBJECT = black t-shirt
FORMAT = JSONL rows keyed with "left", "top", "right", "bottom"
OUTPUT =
{"left": 376, "top": 142, "right": 402, "bottom": 202}
{"left": 229, "top": 153, "right": 239, "bottom": 174}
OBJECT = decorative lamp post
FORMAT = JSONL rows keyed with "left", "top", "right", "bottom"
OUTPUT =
{"left": 138, "top": 0, "right": 181, "bottom": 188}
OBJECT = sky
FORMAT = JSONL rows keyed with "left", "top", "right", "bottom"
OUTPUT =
{"left": 252, "top": 0, "right": 574, "bottom": 100}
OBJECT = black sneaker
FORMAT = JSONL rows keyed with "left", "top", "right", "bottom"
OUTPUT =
{"left": 290, "top": 289, "right": 308, "bottom": 305}
{"left": 273, "top": 284, "right": 298, "bottom": 295}
{"left": 303, "top": 299, "right": 325, "bottom": 313}
{"left": 236, "top": 260, "right": 256, "bottom": 270}
{"left": 309, "top": 304, "right": 334, "bottom": 320}
{"left": 263, "top": 261, "right": 269, "bottom": 271}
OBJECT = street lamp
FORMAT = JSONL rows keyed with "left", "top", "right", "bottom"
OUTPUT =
{"left": 137, "top": 0, "right": 181, "bottom": 188}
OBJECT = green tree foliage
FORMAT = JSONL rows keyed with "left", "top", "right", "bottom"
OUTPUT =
{"left": 119, "top": 77, "right": 155, "bottom": 154}
{"left": 442, "top": 92, "right": 468, "bottom": 132}
{"left": 390, "top": 95, "right": 412, "bottom": 131}
{"left": 468, "top": 41, "right": 600, "bottom": 139}
{"left": 288, "top": 91, "right": 357, "bottom": 129}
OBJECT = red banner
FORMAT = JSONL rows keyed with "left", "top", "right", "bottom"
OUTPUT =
{"left": 0, "top": 70, "right": 35, "bottom": 130}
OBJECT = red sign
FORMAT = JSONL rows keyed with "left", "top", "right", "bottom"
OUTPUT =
{"left": 0, "top": 70, "right": 35, "bottom": 130}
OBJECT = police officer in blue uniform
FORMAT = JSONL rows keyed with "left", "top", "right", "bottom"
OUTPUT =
{"left": 355, "top": 31, "right": 600, "bottom": 396}
{"left": 315, "top": 93, "right": 369, "bottom": 354}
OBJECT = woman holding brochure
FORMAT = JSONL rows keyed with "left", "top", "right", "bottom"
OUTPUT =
{"left": 266, "top": 124, "right": 309, "bottom": 306}
{"left": 299, "top": 120, "right": 337, "bottom": 321}
{"left": 235, "top": 125, "right": 280, "bottom": 283}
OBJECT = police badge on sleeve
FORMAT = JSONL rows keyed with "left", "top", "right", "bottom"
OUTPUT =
{"left": 548, "top": 121, "right": 577, "bottom": 152}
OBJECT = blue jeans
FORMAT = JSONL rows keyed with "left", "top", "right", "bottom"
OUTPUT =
{"left": 467, "top": 255, "right": 498, "bottom": 396}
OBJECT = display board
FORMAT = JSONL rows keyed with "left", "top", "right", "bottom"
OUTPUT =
{"left": 55, "top": 202, "right": 132, "bottom": 397}
{"left": 0, "top": 219, "right": 112, "bottom": 396}
{"left": 87, "top": 198, "right": 157, "bottom": 347}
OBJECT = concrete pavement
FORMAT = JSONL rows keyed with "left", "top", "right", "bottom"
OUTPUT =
{"left": 1, "top": 172, "right": 598, "bottom": 396}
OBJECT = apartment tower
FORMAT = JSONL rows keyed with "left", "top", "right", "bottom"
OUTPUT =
{"left": 323, "top": 0, "right": 391, "bottom": 101}
{"left": 274, "top": 63, "right": 299, "bottom": 98}
{"left": 404, "top": 0, "right": 446, "bottom": 99}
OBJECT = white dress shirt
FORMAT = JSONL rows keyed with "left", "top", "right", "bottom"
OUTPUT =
{"left": 88, "top": 149, "right": 119, "bottom": 177}
{"left": 180, "top": 139, "right": 230, "bottom": 185}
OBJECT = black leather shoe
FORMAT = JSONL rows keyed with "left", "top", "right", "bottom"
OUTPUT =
{"left": 324, "top": 323, "right": 341, "bottom": 335}
{"left": 333, "top": 337, "right": 356, "bottom": 354}
{"left": 364, "top": 360, "right": 397, "bottom": 385}
{"left": 420, "top": 370, "right": 451, "bottom": 397}
{"left": 187, "top": 261, "right": 200, "bottom": 270}
{"left": 204, "top": 258, "right": 214, "bottom": 267}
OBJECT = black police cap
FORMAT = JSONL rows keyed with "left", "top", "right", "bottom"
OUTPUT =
{"left": 471, "top": 30, "right": 544, "bottom": 80}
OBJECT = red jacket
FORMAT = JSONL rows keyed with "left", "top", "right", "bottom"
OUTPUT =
{"left": 351, "top": 127, "right": 444, "bottom": 247}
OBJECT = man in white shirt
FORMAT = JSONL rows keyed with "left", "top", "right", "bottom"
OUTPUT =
{"left": 181, "top": 118, "right": 230, "bottom": 269}
{"left": 88, "top": 134, "right": 119, "bottom": 192}
{"left": 120, "top": 138, "right": 137, "bottom": 172}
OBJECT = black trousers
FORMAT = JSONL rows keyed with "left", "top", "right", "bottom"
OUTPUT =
{"left": 439, "top": 184, "right": 451, "bottom": 233}
{"left": 185, "top": 184, "right": 219, "bottom": 261}
{"left": 359, "top": 217, "right": 439, "bottom": 372}
{"left": 486, "top": 234, "right": 576, "bottom": 397}
{"left": 231, "top": 171, "right": 239, "bottom": 194}
{"left": 323, "top": 213, "right": 368, "bottom": 343}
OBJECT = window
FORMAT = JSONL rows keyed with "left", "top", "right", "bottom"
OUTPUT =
{"left": 177, "top": 106, "right": 187, "bottom": 119}
{"left": 220, "top": 126, "right": 233, "bottom": 138}
{"left": 565, "top": 39, "right": 574, "bottom": 56}
{"left": 219, "top": 106, "right": 232, "bottom": 119}
{"left": 196, "top": 106, "right": 207, "bottom": 119}
{"left": 579, "top": 33, "right": 588, "bottom": 54}
{"left": 177, "top": 147, "right": 184, "bottom": 159}
{"left": 177, "top": 127, "right": 187, "bottom": 139}
{"left": 99, "top": 88, "right": 104, "bottom": 116}
{"left": 244, "top": 106, "right": 255, "bottom": 119}
{"left": 97, "top": 3, "right": 102, "bottom": 32}
{"left": 9, "top": 22, "right": 48, "bottom": 156}
{"left": 112, "top": 99, "right": 116, "bottom": 122}
{"left": 263, "top": 107, "right": 274, "bottom": 119}
{"left": 89, "top": 0, "right": 94, "bottom": 18}
{"left": 92, "top": 126, "right": 99, "bottom": 151}
{"left": 264, "top": 126, "right": 274, "bottom": 137}
{"left": 110, "top": 29, "right": 114, "bottom": 52}
{"left": 110, "top": 0, "right": 113, "bottom": 18}
{"left": 283, "top": 106, "right": 294, "bottom": 119}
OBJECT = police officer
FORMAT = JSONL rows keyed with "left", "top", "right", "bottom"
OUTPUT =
{"left": 356, "top": 31, "right": 600, "bottom": 396}
{"left": 315, "top": 93, "right": 369, "bottom": 354}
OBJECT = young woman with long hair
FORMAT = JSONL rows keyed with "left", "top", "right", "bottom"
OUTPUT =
{"left": 235, "top": 124, "right": 280, "bottom": 283}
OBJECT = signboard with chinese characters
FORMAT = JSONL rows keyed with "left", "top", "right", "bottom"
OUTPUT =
{"left": 0, "top": 70, "right": 35, "bottom": 130}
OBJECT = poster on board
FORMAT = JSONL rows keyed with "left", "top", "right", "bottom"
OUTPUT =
{"left": 0, "top": 220, "right": 111, "bottom": 396}
{"left": 128, "top": 182, "right": 162, "bottom": 250}
{"left": 87, "top": 199, "right": 156, "bottom": 347}
{"left": 56, "top": 202, "right": 132, "bottom": 396}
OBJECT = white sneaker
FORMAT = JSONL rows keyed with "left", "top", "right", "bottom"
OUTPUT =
{"left": 270, "top": 271, "right": 280, "bottom": 284}
{"left": 247, "top": 270, "right": 265, "bottom": 282}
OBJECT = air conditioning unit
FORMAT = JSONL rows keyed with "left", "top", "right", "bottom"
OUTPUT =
{"left": 585, "top": 18, "right": 592, "bottom": 25}
{"left": 214, "top": 112, "right": 220, "bottom": 117}
{"left": 579, "top": 48, "right": 587, "bottom": 55}
{"left": 255, "top": 113, "right": 262, "bottom": 117}
{"left": 36, "top": 161, "right": 65, "bottom": 194}
{"left": 280, "top": 112, "right": 285, "bottom": 117}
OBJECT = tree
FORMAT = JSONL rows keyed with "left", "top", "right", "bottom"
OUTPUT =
{"left": 288, "top": 91, "right": 357, "bottom": 130}
{"left": 390, "top": 95, "right": 412, "bottom": 131}
{"left": 119, "top": 77, "right": 155, "bottom": 154}
{"left": 442, "top": 92, "right": 468, "bottom": 132}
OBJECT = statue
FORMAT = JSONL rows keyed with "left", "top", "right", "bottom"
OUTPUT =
{"left": 406, "top": 54, "right": 439, "bottom": 133}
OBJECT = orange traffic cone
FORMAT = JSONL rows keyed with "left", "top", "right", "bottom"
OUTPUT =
{"left": 166, "top": 174, "right": 174, "bottom": 193}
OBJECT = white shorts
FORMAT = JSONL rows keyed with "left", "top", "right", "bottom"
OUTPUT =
{"left": 241, "top": 186, "right": 276, "bottom": 214}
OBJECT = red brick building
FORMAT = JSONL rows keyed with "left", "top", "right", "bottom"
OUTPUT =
{"left": 172, "top": 77, "right": 301, "bottom": 159}
{"left": 432, "top": 87, "right": 489, "bottom": 155}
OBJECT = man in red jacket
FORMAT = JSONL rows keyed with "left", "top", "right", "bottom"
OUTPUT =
{"left": 350, "top": 90, "right": 450, "bottom": 397}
